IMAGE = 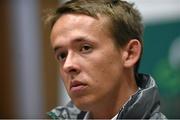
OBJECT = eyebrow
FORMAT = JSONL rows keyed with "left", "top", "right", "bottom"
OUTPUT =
{"left": 53, "top": 36, "right": 92, "bottom": 53}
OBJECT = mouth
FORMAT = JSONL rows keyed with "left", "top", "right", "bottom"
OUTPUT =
{"left": 70, "top": 80, "right": 87, "bottom": 93}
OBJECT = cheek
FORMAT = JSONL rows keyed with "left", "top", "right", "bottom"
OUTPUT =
{"left": 96, "top": 61, "right": 119, "bottom": 82}
{"left": 82, "top": 54, "right": 122, "bottom": 104}
{"left": 86, "top": 52, "right": 122, "bottom": 87}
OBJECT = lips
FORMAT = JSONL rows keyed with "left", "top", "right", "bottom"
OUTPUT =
{"left": 70, "top": 80, "right": 87, "bottom": 93}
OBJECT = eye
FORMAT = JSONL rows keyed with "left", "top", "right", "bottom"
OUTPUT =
{"left": 80, "top": 44, "right": 93, "bottom": 53}
{"left": 57, "top": 52, "right": 67, "bottom": 62}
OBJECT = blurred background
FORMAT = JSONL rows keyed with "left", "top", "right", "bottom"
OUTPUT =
{"left": 0, "top": 0, "right": 180, "bottom": 118}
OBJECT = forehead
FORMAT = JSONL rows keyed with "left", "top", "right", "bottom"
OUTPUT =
{"left": 50, "top": 13, "right": 111, "bottom": 41}
{"left": 54, "top": 14, "right": 97, "bottom": 29}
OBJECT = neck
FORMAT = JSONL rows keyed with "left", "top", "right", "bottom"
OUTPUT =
{"left": 89, "top": 72, "right": 138, "bottom": 119}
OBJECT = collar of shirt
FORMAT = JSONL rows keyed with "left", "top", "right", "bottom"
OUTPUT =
{"left": 83, "top": 112, "right": 118, "bottom": 120}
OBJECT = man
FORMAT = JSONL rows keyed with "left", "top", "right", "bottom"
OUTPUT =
{"left": 46, "top": 0, "right": 166, "bottom": 119}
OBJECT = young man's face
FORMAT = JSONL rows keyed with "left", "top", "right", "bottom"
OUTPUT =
{"left": 50, "top": 14, "right": 126, "bottom": 111}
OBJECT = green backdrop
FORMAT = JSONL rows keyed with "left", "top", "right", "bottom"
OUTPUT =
{"left": 139, "top": 20, "right": 180, "bottom": 118}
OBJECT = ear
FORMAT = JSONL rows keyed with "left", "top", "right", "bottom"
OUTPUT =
{"left": 122, "top": 39, "right": 142, "bottom": 68}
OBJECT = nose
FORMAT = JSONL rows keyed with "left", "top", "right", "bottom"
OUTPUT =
{"left": 63, "top": 51, "right": 80, "bottom": 76}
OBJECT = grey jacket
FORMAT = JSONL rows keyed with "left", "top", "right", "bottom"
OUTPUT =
{"left": 47, "top": 74, "right": 166, "bottom": 119}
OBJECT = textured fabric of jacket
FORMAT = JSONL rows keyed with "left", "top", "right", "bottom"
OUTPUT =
{"left": 47, "top": 73, "right": 166, "bottom": 119}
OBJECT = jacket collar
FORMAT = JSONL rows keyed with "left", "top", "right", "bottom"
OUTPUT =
{"left": 117, "top": 73, "right": 161, "bottom": 119}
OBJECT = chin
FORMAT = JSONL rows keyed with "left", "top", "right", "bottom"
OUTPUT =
{"left": 72, "top": 97, "right": 93, "bottom": 111}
